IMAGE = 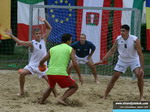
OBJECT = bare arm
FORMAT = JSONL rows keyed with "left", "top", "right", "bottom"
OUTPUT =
{"left": 101, "top": 40, "right": 117, "bottom": 62}
{"left": 71, "top": 49, "right": 83, "bottom": 84}
{"left": 39, "top": 51, "right": 50, "bottom": 66}
{"left": 88, "top": 43, "right": 96, "bottom": 58}
{"left": 135, "top": 39, "right": 144, "bottom": 69}
{"left": 38, "top": 16, "right": 52, "bottom": 41}
{"left": 89, "top": 50, "right": 95, "bottom": 57}
{"left": 94, "top": 40, "right": 117, "bottom": 65}
{"left": 5, "top": 29, "right": 32, "bottom": 47}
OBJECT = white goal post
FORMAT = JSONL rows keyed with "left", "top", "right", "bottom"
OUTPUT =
{"left": 28, "top": 5, "right": 141, "bottom": 77}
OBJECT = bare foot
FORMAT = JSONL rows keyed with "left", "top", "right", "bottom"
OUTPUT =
{"left": 16, "top": 92, "right": 24, "bottom": 96}
{"left": 57, "top": 97, "right": 67, "bottom": 106}
{"left": 140, "top": 97, "right": 145, "bottom": 101}
{"left": 95, "top": 80, "right": 100, "bottom": 84}
{"left": 103, "top": 96, "right": 107, "bottom": 99}
{"left": 38, "top": 99, "right": 46, "bottom": 105}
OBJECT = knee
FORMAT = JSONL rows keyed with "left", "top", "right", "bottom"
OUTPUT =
{"left": 90, "top": 65, "right": 96, "bottom": 70}
{"left": 136, "top": 74, "right": 143, "bottom": 80}
{"left": 112, "top": 74, "right": 120, "bottom": 81}
{"left": 70, "top": 83, "right": 78, "bottom": 90}
{"left": 18, "top": 69, "right": 26, "bottom": 77}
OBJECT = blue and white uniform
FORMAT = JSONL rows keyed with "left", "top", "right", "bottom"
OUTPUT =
{"left": 71, "top": 40, "right": 95, "bottom": 64}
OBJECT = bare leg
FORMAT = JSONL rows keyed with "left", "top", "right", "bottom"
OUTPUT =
{"left": 134, "top": 68, "right": 144, "bottom": 101}
{"left": 42, "top": 75, "right": 58, "bottom": 97}
{"left": 67, "top": 61, "right": 74, "bottom": 75}
{"left": 103, "top": 71, "right": 121, "bottom": 99}
{"left": 86, "top": 59, "right": 99, "bottom": 83}
{"left": 39, "top": 87, "right": 53, "bottom": 104}
{"left": 18, "top": 69, "right": 31, "bottom": 96}
{"left": 58, "top": 82, "right": 78, "bottom": 106}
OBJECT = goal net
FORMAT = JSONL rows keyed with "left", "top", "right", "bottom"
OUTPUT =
{"left": 0, "top": 5, "right": 141, "bottom": 78}
{"left": 29, "top": 5, "right": 141, "bottom": 76}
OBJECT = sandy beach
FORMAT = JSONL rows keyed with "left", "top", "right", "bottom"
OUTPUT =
{"left": 0, "top": 70, "right": 149, "bottom": 112}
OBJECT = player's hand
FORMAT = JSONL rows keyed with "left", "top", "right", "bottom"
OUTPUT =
{"left": 94, "top": 61, "right": 102, "bottom": 66}
{"left": 5, "top": 29, "right": 13, "bottom": 36}
{"left": 79, "top": 77, "right": 83, "bottom": 85}
{"left": 38, "top": 16, "right": 45, "bottom": 22}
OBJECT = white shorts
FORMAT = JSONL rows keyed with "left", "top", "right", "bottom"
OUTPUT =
{"left": 76, "top": 55, "right": 89, "bottom": 64}
{"left": 114, "top": 59, "right": 141, "bottom": 73}
{"left": 24, "top": 65, "right": 47, "bottom": 78}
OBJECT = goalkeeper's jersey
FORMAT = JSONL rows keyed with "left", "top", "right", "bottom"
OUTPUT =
{"left": 28, "top": 38, "right": 47, "bottom": 66}
{"left": 46, "top": 43, "right": 72, "bottom": 76}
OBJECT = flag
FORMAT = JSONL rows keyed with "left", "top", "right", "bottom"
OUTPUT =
{"left": 77, "top": 0, "right": 111, "bottom": 63}
{"left": 0, "top": 0, "right": 11, "bottom": 40}
{"left": 112, "top": 0, "right": 144, "bottom": 41}
{"left": 47, "top": 0, "right": 76, "bottom": 43}
{"left": 17, "top": 0, "right": 46, "bottom": 41}
{"left": 146, "top": 0, "right": 150, "bottom": 50}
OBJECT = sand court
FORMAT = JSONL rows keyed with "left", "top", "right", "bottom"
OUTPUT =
{"left": 0, "top": 70, "right": 149, "bottom": 112}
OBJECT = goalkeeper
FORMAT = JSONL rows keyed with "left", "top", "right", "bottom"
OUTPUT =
{"left": 67, "top": 34, "right": 99, "bottom": 83}
{"left": 5, "top": 16, "right": 57, "bottom": 97}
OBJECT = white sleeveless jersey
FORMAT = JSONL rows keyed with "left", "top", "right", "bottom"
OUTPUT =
{"left": 116, "top": 35, "right": 139, "bottom": 62}
{"left": 28, "top": 38, "right": 47, "bottom": 66}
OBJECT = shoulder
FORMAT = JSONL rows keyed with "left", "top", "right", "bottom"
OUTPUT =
{"left": 116, "top": 35, "right": 122, "bottom": 40}
{"left": 50, "top": 44, "right": 59, "bottom": 50}
{"left": 66, "top": 44, "right": 72, "bottom": 49}
{"left": 71, "top": 41, "right": 79, "bottom": 46}
{"left": 129, "top": 35, "right": 138, "bottom": 41}
{"left": 86, "top": 40, "right": 93, "bottom": 45}
{"left": 86, "top": 41, "right": 95, "bottom": 47}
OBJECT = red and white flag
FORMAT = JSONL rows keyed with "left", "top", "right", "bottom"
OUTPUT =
{"left": 77, "top": 0, "right": 111, "bottom": 63}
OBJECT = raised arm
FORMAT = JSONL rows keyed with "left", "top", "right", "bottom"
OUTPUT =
{"left": 5, "top": 29, "right": 32, "bottom": 47}
{"left": 38, "top": 16, "right": 52, "bottom": 40}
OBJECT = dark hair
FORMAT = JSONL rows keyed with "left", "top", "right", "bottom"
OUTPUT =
{"left": 33, "top": 28, "right": 41, "bottom": 33}
{"left": 121, "top": 24, "right": 130, "bottom": 31}
{"left": 81, "top": 33, "right": 86, "bottom": 38}
{"left": 62, "top": 33, "right": 72, "bottom": 43}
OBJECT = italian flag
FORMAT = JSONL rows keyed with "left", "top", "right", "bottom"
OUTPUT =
{"left": 146, "top": 0, "right": 150, "bottom": 50}
{"left": 17, "top": 0, "right": 45, "bottom": 41}
{"left": 77, "top": 0, "right": 111, "bottom": 63}
{"left": 112, "top": 0, "right": 144, "bottom": 41}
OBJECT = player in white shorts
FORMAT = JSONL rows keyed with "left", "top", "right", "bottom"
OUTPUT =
{"left": 67, "top": 34, "right": 99, "bottom": 83}
{"left": 95, "top": 24, "right": 144, "bottom": 101}
{"left": 5, "top": 16, "right": 57, "bottom": 97}
{"left": 75, "top": 55, "right": 89, "bottom": 64}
